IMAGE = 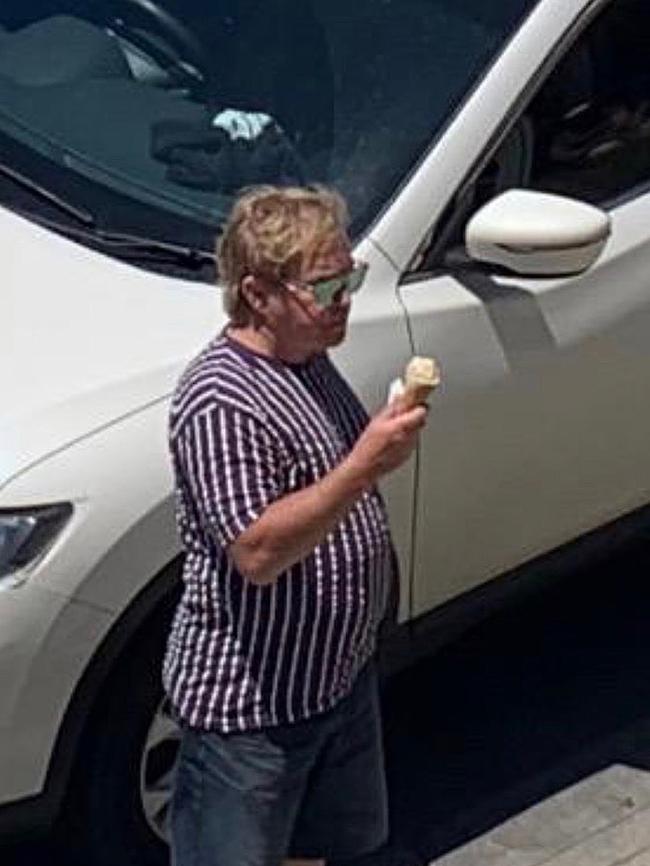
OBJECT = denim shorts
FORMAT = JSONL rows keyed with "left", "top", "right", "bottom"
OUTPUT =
{"left": 170, "top": 663, "right": 388, "bottom": 866}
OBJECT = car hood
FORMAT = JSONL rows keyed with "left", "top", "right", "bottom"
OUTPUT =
{"left": 0, "top": 207, "right": 221, "bottom": 491}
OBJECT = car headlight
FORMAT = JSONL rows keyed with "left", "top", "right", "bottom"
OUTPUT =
{"left": 0, "top": 504, "right": 73, "bottom": 588}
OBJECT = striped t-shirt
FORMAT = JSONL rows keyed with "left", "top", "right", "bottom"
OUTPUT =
{"left": 162, "top": 334, "right": 394, "bottom": 732}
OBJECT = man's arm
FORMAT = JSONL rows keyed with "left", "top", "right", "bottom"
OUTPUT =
{"left": 230, "top": 402, "right": 426, "bottom": 584}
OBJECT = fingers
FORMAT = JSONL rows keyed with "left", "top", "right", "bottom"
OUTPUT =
{"left": 379, "top": 400, "right": 403, "bottom": 420}
{"left": 393, "top": 404, "right": 427, "bottom": 433}
{"left": 379, "top": 400, "right": 428, "bottom": 423}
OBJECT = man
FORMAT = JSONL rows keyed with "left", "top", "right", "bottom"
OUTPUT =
{"left": 164, "top": 185, "right": 427, "bottom": 866}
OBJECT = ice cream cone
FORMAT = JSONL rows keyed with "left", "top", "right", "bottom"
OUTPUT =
{"left": 397, "top": 356, "right": 441, "bottom": 410}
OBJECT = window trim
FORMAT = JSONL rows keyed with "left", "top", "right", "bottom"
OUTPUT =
{"left": 598, "top": 180, "right": 650, "bottom": 214}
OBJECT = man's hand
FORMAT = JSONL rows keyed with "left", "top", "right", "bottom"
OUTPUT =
{"left": 343, "top": 402, "right": 428, "bottom": 489}
{"left": 230, "top": 402, "right": 427, "bottom": 584}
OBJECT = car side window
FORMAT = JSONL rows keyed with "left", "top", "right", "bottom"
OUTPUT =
{"left": 527, "top": 0, "right": 650, "bottom": 207}
{"left": 420, "top": 0, "right": 650, "bottom": 272}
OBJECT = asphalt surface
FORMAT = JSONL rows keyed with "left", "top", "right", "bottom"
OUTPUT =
{"left": 4, "top": 537, "right": 650, "bottom": 866}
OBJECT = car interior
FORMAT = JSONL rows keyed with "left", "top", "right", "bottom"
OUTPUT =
{"left": 0, "top": 0, "right": 503, "bottom": 233}
{"left": 0, "top": 3, "right": 322, "bottom": 227}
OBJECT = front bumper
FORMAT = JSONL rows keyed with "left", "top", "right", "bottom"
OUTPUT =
{"left": 0, "top": 580, "right": 112, "bottom": 808}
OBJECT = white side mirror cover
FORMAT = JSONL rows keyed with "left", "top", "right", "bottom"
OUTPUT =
{"left": 466, "top": 189, "right": 611, "bottom": 276}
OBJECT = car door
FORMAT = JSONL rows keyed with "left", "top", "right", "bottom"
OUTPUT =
{"left": 388, "top": 0, "right": 650, "bottom": 617}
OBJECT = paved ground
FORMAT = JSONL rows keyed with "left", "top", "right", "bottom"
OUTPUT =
{"left": 5, "top": 538, "right": 650, "bottom": 866}
{"left": 431, "top": 758, "right": 650, "bottom": 866}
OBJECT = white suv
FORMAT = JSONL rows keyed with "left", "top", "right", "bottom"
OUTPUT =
{"left": 2, "top": 0, "right": 650, "bottom": 863}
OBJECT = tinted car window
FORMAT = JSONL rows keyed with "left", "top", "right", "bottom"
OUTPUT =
{"left": 528, "top": 0, "right": 650, "bottom": 206}
{"left": 0, "top": 0, "right": 536, "bottom": 273}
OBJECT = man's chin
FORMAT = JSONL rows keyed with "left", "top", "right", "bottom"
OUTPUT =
{"left": 324, "top": 322, "right": 348, "bottom": 346}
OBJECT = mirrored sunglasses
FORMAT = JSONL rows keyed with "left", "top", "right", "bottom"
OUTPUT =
{"left": 305, "top": 261, "right": 369, "bottom": 307}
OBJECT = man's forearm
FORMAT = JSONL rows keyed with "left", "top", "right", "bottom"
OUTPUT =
{"left": 230, "top": 457, "right": 371, "bottom": 585}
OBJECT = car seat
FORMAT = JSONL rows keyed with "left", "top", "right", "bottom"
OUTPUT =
{"left": 0, "top": 14, "right": 217, "bottom": 223}
{"left": 0, "top": 15, "right": 132, "bottom": 86}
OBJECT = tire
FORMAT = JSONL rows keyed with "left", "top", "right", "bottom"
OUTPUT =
{"left": 63, "top": 605, "right": 179, "bottom": 866}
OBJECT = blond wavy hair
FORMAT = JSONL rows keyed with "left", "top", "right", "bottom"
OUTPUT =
{"left": 216, "top": 185, "right": 349, "bottom": 325}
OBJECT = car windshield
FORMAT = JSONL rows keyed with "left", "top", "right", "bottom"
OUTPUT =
{"left": 0, "top": 0, "right": 536, "bottom": 265}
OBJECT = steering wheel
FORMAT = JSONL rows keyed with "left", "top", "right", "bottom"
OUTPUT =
{"left": 109, "top": 0, "right": 208, "bottom": 87}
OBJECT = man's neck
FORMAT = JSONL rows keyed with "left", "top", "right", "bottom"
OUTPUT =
{"left": 226, "top": 324, "right": 313, "bottom": 364}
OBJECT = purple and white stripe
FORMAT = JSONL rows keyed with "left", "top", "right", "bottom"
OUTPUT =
{"left": 162, "top": 335, "right": 394, "bottom": 732}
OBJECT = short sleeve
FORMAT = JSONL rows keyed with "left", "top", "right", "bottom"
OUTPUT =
{"left": 176, "top": 405, "right": 287, "bottom": 547}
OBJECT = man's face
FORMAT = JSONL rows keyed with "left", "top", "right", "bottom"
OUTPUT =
{"left": 266, "top": 232, "right": 356, "bottom": 361}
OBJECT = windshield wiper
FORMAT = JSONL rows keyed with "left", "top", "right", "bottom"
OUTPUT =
{"left": 79, "top": 224, "right": 215, "bottom": 265}
{"left": 0, "top": 161, "right": 95, "bottom": 227}
{"left": 11, "top": 206, "right": 215, "bottom": 270}
{"left": 0, "top": 163, "right": 217, "bottom": 269}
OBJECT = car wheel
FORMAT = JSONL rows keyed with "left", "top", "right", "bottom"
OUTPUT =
{"left": 64, "top": 611, "right": 180, "bottom": 866}
{"left": 140, "top": 694, "right": 181, "bottom": 846}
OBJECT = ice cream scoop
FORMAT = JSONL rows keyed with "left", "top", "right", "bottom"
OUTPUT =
{"left": 393, "top": 356, "right": 441, "bottom": 410}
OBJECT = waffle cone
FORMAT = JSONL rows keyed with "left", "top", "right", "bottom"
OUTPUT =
{"left": 394, "top": 356, "right": 441, "bottom": 410}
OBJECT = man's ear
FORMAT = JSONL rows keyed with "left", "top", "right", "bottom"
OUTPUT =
{"left": 240, "top": 274, "right": 269, "bottom": 314}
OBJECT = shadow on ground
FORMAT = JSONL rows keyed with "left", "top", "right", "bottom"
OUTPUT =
{"left": 4, "top": 542, "right": 650, "bottom": 866}
{"left": 341, "top": 541, "right": 650, "bottom": 866}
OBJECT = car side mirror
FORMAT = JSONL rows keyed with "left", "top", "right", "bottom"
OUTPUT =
{"left": 465, "top": 189, "right": 611, "bottom": 277}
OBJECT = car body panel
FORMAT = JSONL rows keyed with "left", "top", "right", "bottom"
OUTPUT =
{"left": 0, "top": 206, "right": 217, "bottom": 491}
{"left": 399, "top": 128, "right": 650, "bottom": 613}
{"left": 0, "top": 581, "right": 113, "bottom": 803}
{"left": 402, "top": 241, "right": 650, "bottom": 615}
